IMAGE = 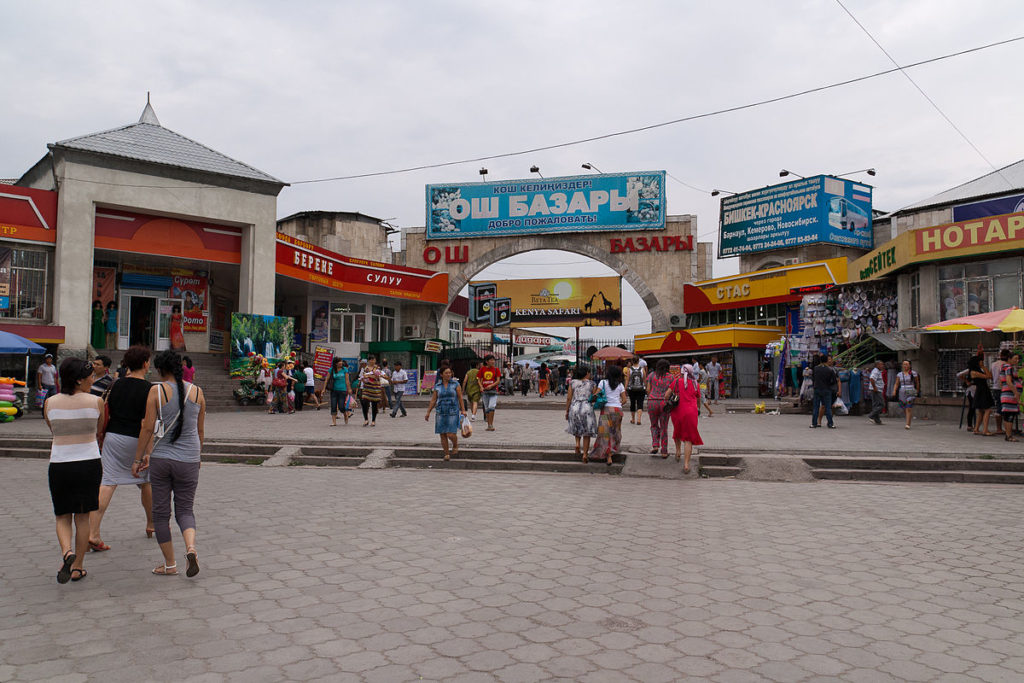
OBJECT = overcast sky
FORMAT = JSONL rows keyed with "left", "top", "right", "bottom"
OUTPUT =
{"left": 3, "top": 1, "right": 1023, "bottom": 337}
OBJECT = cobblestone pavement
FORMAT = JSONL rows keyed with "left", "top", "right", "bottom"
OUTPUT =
{"left": 6, "top": 402, "right": 1024, "bottom": 457}
{"left": 2, "top": 459, "right": 1023, "bottom": 682}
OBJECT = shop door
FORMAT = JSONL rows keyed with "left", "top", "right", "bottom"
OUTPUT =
{"left": 156, "top": 298, "right": 182, "bottom": 351}
{"left": 126, "top": 295, "right": 157, "bottom": 349}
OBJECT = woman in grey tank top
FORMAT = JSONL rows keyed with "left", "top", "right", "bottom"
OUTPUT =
{"left": 134, "top": 350, "right": 206, "bottom": 577}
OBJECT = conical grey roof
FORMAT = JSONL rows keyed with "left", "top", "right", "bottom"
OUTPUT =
{"left": 51, "top": 101, "right": 284, "bottom": 186}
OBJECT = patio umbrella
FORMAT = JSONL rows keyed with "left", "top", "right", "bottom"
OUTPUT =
{"left": 515, "top": 359, "right": 540, "bottom": 368}
{"left": 921, "top": 307, "right": 1024, "bottom": 333}
{"left": 591, "top": 346, "right": 633, "bottom": 361}
{"left": 0, "top": 330, "right": 47, "bottom": 393}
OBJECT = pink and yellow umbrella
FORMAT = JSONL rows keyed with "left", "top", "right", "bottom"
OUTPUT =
{"left": 922, "top": 307, "right": 1024, "bottom": 333}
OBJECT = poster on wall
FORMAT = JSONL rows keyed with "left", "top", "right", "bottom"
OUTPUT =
{"left": 403, "top": 369, "right": 419, "bottom": 395}
{"left": 229, "top": 313, "right": 295, "bottom": 377}
{"left": 0, "top": 248, "right": 11, "bottom": 312}
{"left": 171, "top": 274, "right": 208, "bottom": 332}
{"left": 313, "top": 345, "right": 334, "bottom": 381}
{"left": 310, "top": 300, "right": 329, "bottom": 344}
{"left": 468, "top": 276, "right": 622, "bottom": 327}
{"left": 92, "top": 267, "right": 117, "bottom": 310}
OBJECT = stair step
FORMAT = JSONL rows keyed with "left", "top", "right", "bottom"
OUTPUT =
{"left": 390, "top": 457, "right": 623, "bottom": 474}
{"left": 700, "top": 465, "right": 742, "bottom": 477}
{"left": 0, "top": 447, "right": 50, "bottom": 459}
{"left": 202, "top": 443, "right": 283, "bottom": 456}
{"left": 804, "top": 457, "right": 1024, "bottom": 472}
{"left": 201, "top": 453, "right": 270, "bottom": 465}
{"left": 291, "top": 455, "right": 366, "bottom": 467}
{"left": 811, "top": 468, "right": 1024, "bottom": 483}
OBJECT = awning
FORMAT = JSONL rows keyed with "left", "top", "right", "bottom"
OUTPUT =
{"left": 870, "top": 332, "right": 920, "bottom": 351}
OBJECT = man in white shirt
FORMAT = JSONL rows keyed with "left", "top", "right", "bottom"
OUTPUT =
{"left": 706, "top": 356, "right": 722, "bottom": 403}
{"left": 389, "top": 361, "right": 409, "bottom": 417}
{"left": 303, "top": 363, "right": 319, "bottom": 409}
{"left": 868, "top": 359, "right": 885, "bottom": 425}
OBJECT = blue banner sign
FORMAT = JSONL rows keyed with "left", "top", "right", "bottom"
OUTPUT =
{"left": 953, "top": 192, "right": 1024, "bottom": 221}
{"left": 426, "top": 171, "right": 666, "bottom": 239}
{"left": 719, "top": 175, "right": 873, "bottom": 257}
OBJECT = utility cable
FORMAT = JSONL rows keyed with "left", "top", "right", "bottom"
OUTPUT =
{"left": 834, "top": 0, "right": 1011, "bottom": 188}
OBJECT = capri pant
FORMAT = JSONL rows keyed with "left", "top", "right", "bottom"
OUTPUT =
{"left": 330, "top": 390, "right": 348, "bottom": 415}
{"left": 628, "top": 389, "right": 647, "bottom": 412}
{"left": 149, "top": 458, "right": 200, "bottom": 544}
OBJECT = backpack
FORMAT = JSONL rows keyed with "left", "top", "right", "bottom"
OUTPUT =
{"left": 628, "top": 367, "right": 644, "bottom": 391}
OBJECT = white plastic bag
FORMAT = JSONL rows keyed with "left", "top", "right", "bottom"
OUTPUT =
{"left": 832, "top": 397, "right": 849, "bottom": 415}
{"left": 460, "top": 414, "right": 473, "bottom": 438}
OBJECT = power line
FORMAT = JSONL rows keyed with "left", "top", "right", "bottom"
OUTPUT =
{"left": 291, "top": 35, "right": 1023, "bottom": 185}
{"left": 834, "top": 0, "right": 1011, "bottom": 188}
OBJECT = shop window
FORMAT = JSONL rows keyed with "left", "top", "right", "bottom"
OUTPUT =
{"left": 329, "top": 303, "right": 366, "bottom": 343}
{"left": 938, "top": 265, "right": 963, "bottom": 281}
{"left": 725, "top": 309, "right": 736, "bottom": 324}
{"left": 993, "top": 275, "right": 1019, "bottom": 311}
{"left": 448, "top": 319, "right": 462, "bottom": 344}
{"left": 966, "top": 280, "right": 990, "bottom": 315}
{"left": 372, "top": 305, "right": 395, "bottom": 341}
{"left": 0, "top": 248, "right": 49, "bottom": 320}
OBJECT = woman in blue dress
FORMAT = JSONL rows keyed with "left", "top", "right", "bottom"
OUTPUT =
{"left": 424, "top": 365, "right": 467, "bottom": 461}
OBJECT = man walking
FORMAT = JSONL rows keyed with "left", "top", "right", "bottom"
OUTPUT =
{"left": 89, "top": 355, "right": 114, "bottom": 397}
{"left": 868, "top": 359, "right": 886, "bottom": 425}
{"left": 389, "top": 361, "right": 408, "bottom": 417}
{"left": 810, "top": 355, "right": 837, "bottom": 429}
{"left": 706, "top": 355, "right": 722, "bottom": 403}
{"left": 557, "top": 361, "right": 569, "bottom": 396}
{"left": 478, "top": 354, "right": 501, "bottom": 431}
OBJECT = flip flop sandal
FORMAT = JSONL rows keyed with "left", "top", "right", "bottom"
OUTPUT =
{"left": 153, "top": 563, "right": 178, "bottom": 576}
{"left": 57, "top": 551, "right": 76, "bottom": 584}
{"left": 88, "top": 540, "right": 110, "bottom": 552}
{"left": 70, "top": 568, "right": 87, "bottom": 582}
{"left": 185, "top": 550, "right": 200, "bottom": 578}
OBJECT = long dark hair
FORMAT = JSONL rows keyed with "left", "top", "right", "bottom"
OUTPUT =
{"left": 655, "top": 359, "right": 670, "bottom": 376}
{"left": 605, "top": 364, "right": 623, "bottom": 391}
{"left": 153, "top": 350, "right": 185, "bottom": 443}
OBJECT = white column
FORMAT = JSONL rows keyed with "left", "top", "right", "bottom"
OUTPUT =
{"left": 52, "top": 179, "right": 95, "bottom": 350}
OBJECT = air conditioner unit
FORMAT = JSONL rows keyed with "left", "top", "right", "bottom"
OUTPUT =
{"left": 402, "top": 325, "right": 421, "bottom": 338}
{"left": 669, "top": 314, "right": 686, "bottom": 328}
{"left": 784, "top": 258, "right": 799, "bottom": 266}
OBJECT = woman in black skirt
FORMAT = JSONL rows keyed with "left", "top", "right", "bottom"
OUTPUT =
{"left": 44, "top": 358, "right": 105, "bottom": 583}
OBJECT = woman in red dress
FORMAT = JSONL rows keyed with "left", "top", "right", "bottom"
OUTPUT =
{"left": 666, "top": 364, "right": 703, "bottom": 474}
{"left": 169, "top": 304, "right": 186, "bottom": 351}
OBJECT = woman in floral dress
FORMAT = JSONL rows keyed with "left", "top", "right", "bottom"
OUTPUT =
{"left": 645, "top": 359, "right": 673, "bottom": 455}
{"left": 564, "top": 366, "right": 598, "bottom": 461}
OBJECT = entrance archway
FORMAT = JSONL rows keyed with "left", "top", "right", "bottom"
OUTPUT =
{"left": 402, "top": 214, "right": 707, "bottom": 335}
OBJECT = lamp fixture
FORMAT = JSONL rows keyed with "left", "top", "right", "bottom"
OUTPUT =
{"left": 710, "top": 189, "right": 736, "bottom": 197}
{"left": 835, "top": 168, "right": 877, "bottom": 178}
{"left": 581, "top": 163, "right": 603, "bottom": 174}
{"left": 478, "top": 167, "right": 488, "bottom": 180}
{"left": 530, "top": 165, "right": 543, "bottom": 178}
{"left": 779, "top": 169, "right": 805, "bottom": 179}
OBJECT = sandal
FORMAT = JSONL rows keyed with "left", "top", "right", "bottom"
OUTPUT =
{"left": 1006, "top": 436, "right": 1019, "bottom": 442}
{"left": 185, "top": 547, "right": 200, "bottom": 578}
{"left": 683, "top": 465, "right": 692, "bottom": 474}
{"left": 582, "top": 454, "right": 588, "bottom": 463}
{"left": 57, "top": 550, "right": 76, "bottom": 584}
{"left": 153, "top": 563, "right": 178, "bottom": 576}
{"left": 451, "top": 448, "right": 459, "bottom": 457}
{"left": 88, "top": 539, "right": 110, "bottom": 552}
{"left": 70, "top": 568, "right": 87, "bottom": 582}
{"left": 443, "top": 452, "right": 450, "bottom": 461}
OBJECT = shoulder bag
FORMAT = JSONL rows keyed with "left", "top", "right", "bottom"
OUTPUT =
{"left": 664, "top": 379, "right": 681, "bottom": 410}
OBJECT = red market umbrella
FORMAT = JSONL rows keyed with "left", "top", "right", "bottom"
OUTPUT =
{"left": 921, "top": 307, "right": 1024, "bottom": 333}
{"left": 591, "top": 346, "right": 633, "bottom": 361}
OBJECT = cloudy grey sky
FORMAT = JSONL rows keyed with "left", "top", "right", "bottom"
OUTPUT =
{"left": 3, "top": 1, "right": 1023, "bottom": 337}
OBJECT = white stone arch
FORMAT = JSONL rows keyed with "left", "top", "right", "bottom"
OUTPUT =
{"left": 445, "top": 236, "right": 669, "bottom": 332}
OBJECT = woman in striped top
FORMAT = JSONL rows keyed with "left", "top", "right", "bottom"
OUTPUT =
{"left": 44, "top": 358, "right": 105, "bottom": 583}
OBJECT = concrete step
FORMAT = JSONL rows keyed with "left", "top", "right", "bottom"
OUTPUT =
{"left": 389, "top": 447, "right": 625, "bottom": 464}
{"left": 390, "top": 457, "right": 623, "bottom": 474}
{"left": 803, "top": 456, "right": 1024, "bottom": 472}
{"left": 811, "top": 468, "right": 1024, "bottom": 484}
{"left": 291, "top": 455, "right": 366, "bottom": 467}
{"left": 0, "top": 446, "right": 50, "bottom": 459}
{"left": 700, "top": 465, "right": 742, "bottom": 478}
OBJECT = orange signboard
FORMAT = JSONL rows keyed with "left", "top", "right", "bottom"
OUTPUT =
{"left": 914, "top": 211, "right": 1024, "bottom": 257}
{"left": 94, "top": 208, "right": 243, "bottom": 264}
{"left": 276, "top": 233, "right": 448, "bottom": 303}
{"left": 0, "top": 186, "right": 57, "bottom": 245}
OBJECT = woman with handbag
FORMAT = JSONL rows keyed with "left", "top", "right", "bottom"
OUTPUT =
{"left": 269, "top": 361, "right": 289, "bottom": 415}
{"left": 328, "top": 358, "right": 351, "bottom": 426}
{"left": 424, "top": 365, "right": 467, "bottom": 460}
{"left": 564, "top": 366, "right": 598, "bottom": 461}
{"left": 133, "top": 350, "right": 206, "bottom": 578}
{"left": 645, "top": 359, "right": 673, "bottom": 456}
{"left": 893, "top": 360, "right": 920, "bottom": 430}
{"left": 359, "top": 355, "right": 384, "bottom": 427}
{"left": 589, "top": 364, "right": 627, "bottom": 466}
{"left": 89, "top": 345, "right": 155, "bottom": 551}
{"left": 665, "top": 364, "right": 703, "bottom": 474}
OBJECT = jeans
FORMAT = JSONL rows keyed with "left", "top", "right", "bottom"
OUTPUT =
{"left": 481, "top": 391, "right": 497, "bottom": 414}
{"left": 708, "top": 378, "right": 719, "bottom": 401}
{"left": 869, "top": 391, "right": 884, "bottom": 423}
{"left": 384, "top": 384, "right": 393, "bottom": 405}
{"left": 390, "top": 391, "right": 406, "bottom": 417}
{"left": 330, "top": 390, "right": 348, "bottom": 415}
{"left": 811, "top": 389, "right": 834, "bottom": 427}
